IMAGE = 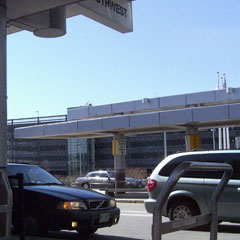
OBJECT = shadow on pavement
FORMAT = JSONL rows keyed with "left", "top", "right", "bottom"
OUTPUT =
{"left": 186, "top": 223, "right": 240, "bottom": 234}
{"left": 47, "top": 231, "right": 143, "bottom": 240}
{"left": 12, "top": 230, "right": 143, "bottom": 240}
{"left": 218, "top": 223, "right": 240, "bottom": 234}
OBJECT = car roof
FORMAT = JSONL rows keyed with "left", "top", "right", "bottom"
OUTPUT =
{"left": 152, "top": 150, "right": 240, "bottom": 175}
{"left": 166, "top": 150, "right": 240, "bottom": 159}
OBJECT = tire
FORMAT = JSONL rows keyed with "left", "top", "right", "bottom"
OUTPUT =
{"left": 23, "top": 215, "right": 49, "bottom": 235}
{"left": 25, "top": 215, "right": 39, "bottom": 235}
{"left": 169, "top": 199, "right": 199, "bottom": 221}
{"left": 82, "top": 183, "right": 90, "bottom": 189}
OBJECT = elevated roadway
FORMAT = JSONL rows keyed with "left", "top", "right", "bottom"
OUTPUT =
{"left": 15, "top": 87, "right": 240, "bottom": 139}
{"left": 14, "top": 87, "right": 240, "bottom": 190}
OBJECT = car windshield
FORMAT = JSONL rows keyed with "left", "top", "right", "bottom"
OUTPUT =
{"left": 8, "top": 165, "right": 63, "bottom": 186}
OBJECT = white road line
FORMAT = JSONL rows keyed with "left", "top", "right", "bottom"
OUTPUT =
{"left": 120, "top": 210, "right": 152, "bottom": 217}
{"left": 121, "top": 210, "right": 148, "bottom": 214}
{"left": 121, "top": 213, "right": 152, "bottom": 217}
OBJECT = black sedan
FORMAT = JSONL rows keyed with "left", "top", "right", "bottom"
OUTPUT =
{"left": 7, "top": 163, "right": 120, "bottom": 235}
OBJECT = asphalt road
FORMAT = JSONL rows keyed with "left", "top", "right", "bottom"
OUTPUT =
{"left": 11, "top": 203, "right": 240, "bottom": 240}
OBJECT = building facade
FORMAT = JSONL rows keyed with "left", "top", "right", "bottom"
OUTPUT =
{"left": 7, "top": 116, "right": 68, "bottom": 174}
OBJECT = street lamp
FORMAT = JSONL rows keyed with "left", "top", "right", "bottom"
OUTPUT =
{"left": 211, "top": 128, "right": 216, "bottom": 150}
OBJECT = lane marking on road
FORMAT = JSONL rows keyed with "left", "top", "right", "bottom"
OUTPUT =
{"left": 120, "top": 210, "right": 152, "bottom": 217}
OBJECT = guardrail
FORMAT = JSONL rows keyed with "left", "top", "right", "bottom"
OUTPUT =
{"left": 73, "top": 181, "right": 147, "bottom": 198}
{"left": 152, "top": 161, "right": 233, "bottom": 240}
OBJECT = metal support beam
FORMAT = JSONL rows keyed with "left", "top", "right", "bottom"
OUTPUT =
{"left": 0, "top": 3, "right": 12, "bottom": 239}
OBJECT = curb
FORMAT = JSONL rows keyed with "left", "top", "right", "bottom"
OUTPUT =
{"left": 116, "top": 199, "right": 145, "bottom": 204}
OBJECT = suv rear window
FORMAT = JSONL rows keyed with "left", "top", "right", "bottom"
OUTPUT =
{"left": 159, "top": 153, "right": 240, "bottom": 179}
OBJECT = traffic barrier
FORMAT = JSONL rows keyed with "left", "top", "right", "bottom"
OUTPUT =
{"left": 152, "top": 161, "right": 233, "bottom": 240}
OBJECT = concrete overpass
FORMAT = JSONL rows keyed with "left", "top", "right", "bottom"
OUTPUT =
{"left": 15, "top": 87, "right": 240, "bottom": 139}
{"left": 15, "top": 87, "right": 240, "bottom": 189}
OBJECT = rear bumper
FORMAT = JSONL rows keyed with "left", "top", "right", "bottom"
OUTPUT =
{"left": 144, "top": 198, "right": 156, "bottom": 213}
{"left": 144, "top": 198, "right": 168, "bottom": 216}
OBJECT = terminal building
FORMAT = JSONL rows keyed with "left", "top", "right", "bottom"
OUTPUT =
{"left": 10, "top": 88, "right": 240, "bottom": 177}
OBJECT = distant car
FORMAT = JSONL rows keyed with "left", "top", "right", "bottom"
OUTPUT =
{"left": 7, "top": 163, "right": 120, "bottom": 235}
{"left": 144, "top": 150, "right": 240, "bottom": 223}
{"left": 74, "top": 170, "right": 145, "bottom": 189}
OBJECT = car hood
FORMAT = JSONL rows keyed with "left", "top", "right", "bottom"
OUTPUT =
{"left": 24, "top": 185, "right": 110, "bottom": 201}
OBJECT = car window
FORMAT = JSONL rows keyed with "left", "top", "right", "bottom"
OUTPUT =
{"left": 99, "top": 173, "right": 108, "bottom": 178}
{"left": 159, "top": 153, "right": 240, "bottom": 179}
{"left": 159, "top": 154, "right": 206, "bottom": 178}
{"left": 90, "top": 173, "right": 100, "bottom": 177}
{"left": 8, "top": 165, "right": 62, "bottom": 186}
{"left": 216, "top": 153, "right": 240, "bottom": 180}
{"left": 108, "top": 171, "right": 115, "bottom": 178}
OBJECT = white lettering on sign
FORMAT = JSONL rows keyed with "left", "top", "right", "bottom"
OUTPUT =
{"left": 71, "top": 0, "right": 133, "bottom": 33}
{"left": 95, "top": 0, "right": 128, "bottom": 18}
{"left": 118, "top": 140, "right": 126, "bottom": 155}
{"left": 112, "top": 139, "right": 126, "bottom": 155}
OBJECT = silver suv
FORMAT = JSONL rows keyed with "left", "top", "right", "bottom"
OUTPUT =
{"left": 144, "top": 150, "right": 240, "bottom": 223}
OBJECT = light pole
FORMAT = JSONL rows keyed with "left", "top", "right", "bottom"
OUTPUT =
{"left": 211, "top": 128, "right": 216, "bottom": 150}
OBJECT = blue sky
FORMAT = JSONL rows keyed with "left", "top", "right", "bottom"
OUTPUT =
{"left": 7, "top": 0, "right": 240, "bottom": 119}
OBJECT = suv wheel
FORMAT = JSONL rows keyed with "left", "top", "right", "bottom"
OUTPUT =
{"left": 169, "top": 199, "right": 199, "bottom": 220}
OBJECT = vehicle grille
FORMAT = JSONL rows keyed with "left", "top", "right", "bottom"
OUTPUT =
{"left": 88, "top": 200, "right": 109, "bottom": 210}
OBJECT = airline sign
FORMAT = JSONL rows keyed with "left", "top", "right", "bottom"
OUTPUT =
{"left": 75, "top": 0, "right": 133, "bottom": 33}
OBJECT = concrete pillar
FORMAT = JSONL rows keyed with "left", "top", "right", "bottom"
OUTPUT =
{"left": 112, "top": 134, "right": 126, "bottom": 188}
{"left": 33, "top": 6, "right": 66, "bottom": 38}
{"left": 185, "top": 127, "right": 200, "bottom": 151}
{"left": 0, "top": 0, "right": 7, "bottom": 170}
{"left": 0, "top": 2, "right": 11, "bottom": 239}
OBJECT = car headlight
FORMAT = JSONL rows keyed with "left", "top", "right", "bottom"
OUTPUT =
{"left": 57, "top": 201, "right": 87, "bottom": 210}
{"left": 109, "top": 199, "right": 116, "bottom": 208}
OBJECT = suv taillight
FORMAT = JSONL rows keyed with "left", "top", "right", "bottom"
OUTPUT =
{"left": 147, "top": 179, "right": 157, "bottom": 192}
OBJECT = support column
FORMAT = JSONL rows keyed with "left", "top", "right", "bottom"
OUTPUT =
{"left": 163, "top": 132, "right": 167, "bottom": 158}
{"left": 185, "top": 127, "right": 200, "bottom": 151}
{"left": 112, "top": 134, "right": 126, "bottom": 189}
{"left": 0, "top": 2, "right": 11, "bottom": 239}
{"left": 0, "top": 0, "right": 7, "bottom": 170}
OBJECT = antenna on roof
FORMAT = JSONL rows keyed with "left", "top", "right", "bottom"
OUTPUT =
{"left": 222, "top": 73, "right": 227, "bottom": 89}
{"left": 216, "top": 72, "right": 220, "bottom": 90}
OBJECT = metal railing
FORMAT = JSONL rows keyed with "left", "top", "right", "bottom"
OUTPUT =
{"left": 83, "top": 180, "right": 146, "bottom": 197}
{"left": 152, "top": 161, "right": 233, "bottom": 240}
